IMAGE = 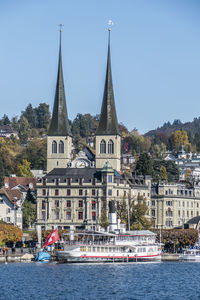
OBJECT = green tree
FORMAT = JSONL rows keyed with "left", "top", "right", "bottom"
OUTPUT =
{"left": 2, "top": 114, "right": 10, "bottom": 125}
{"left": 26, "top": 188, "right": 36, "bottom": 204}
{"left": 72, "top": 113, "right": 95, "bottom": 138}
{"left": 34, "top": 103, "right": 50, "bottom": 129}
{"left": 159, "top": 165, "right": 168, "bottom": 181}
{"left": 135, "top": 152, "right": 154, "bottom": 176}
{"left": 17, "top": 159, "right": 33, "bottom": 177}
{"left": 117, "top": 198, "right": 128, "bottom": 224}
{"left": 21, "top": 104, "right": 36, "bottom": 128}
{"left": 99, "top": 208, "right": 109, "bottom": 229}
{"left": 22, "top": 200, "right": 36, "bottom": 229}
{"left": 165, "top": 161, "right": 179, "bottom": 182}
{"left": 19, "top": 138, "right": 47, "bottom": 170}
{"left": 18, "top": 116, "right": 30, "bottom": 143}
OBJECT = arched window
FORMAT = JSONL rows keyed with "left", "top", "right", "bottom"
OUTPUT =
{"left": 108, "top": 139, "right": 114, "bottom": 154}
{"left": 59, "top": 141, "right": 64, "bottom": 153}
{"left": 52, "top": 141, "right": 57, "bottom": 154}
{"left": 100, "top": 140, "right": 106, "bottom": 154}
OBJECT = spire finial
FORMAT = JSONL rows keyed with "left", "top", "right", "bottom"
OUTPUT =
{"left": 58, "top": 24, "right": 64, "bottom": 45}
{"left": 108, "top": 20, "right": 114, "bottom": 45}
{"left": 58, "top": 23, "right": 64, "bottom": 32}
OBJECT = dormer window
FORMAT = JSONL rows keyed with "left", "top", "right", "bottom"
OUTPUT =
{"left": 79, "top": 178, "right": 83, "bottom": 186}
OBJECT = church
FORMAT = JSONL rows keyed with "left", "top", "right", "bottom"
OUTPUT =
{"left": 36, "top": 29, "right": 151, "bottom": 233}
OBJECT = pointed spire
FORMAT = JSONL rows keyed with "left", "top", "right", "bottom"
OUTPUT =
{"left": 48, "top": 27, "right": 72, "bottom": 136}
{"left": 96, "top": 28, "right": 120, "bottom": 136}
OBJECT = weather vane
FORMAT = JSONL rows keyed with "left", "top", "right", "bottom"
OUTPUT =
{"left": 108, "top": 20, "right": 114, "bottom": 31}
{"left": 58, "top": 24, "right": 64, "bottom": 32}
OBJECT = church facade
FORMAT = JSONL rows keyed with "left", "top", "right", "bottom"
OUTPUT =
{"left": 36, "top": 30, "right": 151, "bottom": 232}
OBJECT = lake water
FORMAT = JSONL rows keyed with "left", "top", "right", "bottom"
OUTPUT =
{"left": 1, "top": 262, "right": 200, "bottom": 300}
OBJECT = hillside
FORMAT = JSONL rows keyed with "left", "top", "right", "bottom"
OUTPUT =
{"left": 145, "top": 118, "right": 200, "bottom": 138}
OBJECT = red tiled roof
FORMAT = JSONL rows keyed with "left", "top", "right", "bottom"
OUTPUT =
{"left": 4, "top": 177, "right": 37, "bottom": 190}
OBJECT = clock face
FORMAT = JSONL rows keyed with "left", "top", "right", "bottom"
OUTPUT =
{"left": 75, "top": 160, "right": 88, "bottom": 168}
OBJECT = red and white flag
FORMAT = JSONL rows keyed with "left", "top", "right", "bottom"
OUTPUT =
{"left": 43, "top": 228, "right": 60, "bottom": 248}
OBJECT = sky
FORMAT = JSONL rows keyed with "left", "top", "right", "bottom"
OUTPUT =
{"left": 1, "top": 0, "right": 200, "bottom": 134}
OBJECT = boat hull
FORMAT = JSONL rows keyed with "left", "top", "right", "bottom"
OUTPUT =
{"left": 56, "top": 251, "right": 161, "bottom": 263}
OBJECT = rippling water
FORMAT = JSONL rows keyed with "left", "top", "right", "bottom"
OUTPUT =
{"left": 1, "top": 262, "right": 200, "bottom": 300}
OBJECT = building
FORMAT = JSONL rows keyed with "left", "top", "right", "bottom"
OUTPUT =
{"left": 0, "top": 125, "right": 18, "bottom": 139}
{"left": 164, "top": 145, "right": 200, "bottom": 181}
{"left": 36, "top": 29, "right": 152, "bottom": 236}
{"left": 151, "top": 182, "right": 200, "bottom": 229}
{"left": 4, "top": 176, "right": 37, "bottom": 202}
{"left": 0, "top": 188, "right": 23, "bottom": 228}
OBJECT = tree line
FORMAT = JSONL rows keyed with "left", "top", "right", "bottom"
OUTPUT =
{"left": 1, "top": 102, "right": 199, "bottom": 185}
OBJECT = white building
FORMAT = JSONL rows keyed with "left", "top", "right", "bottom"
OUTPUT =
{"left": 0, "top": 188, "right": 23, "bottom": 229}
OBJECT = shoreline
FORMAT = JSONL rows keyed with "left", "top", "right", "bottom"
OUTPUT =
{"left": 0, "top": 253, "right": 180, "bottom": 263}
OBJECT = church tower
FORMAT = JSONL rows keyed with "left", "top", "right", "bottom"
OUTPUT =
{"left": 95, "top": 29, "right": 121, "bottom": 171}
{"left": 47, "top": 29, "right": 72, "bottom": 173}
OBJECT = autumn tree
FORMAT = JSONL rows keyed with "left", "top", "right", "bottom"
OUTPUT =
{"left": 0, "top": 157, "right": 5, "bottom": 187}
{"left": 0, "top": 223, "right": 23, "bottom": 245}
{"left": 17, "top": 159, "right": 33, "bottom": 177}
{"left": 159, "top": 165, "right": 168, "bottom": 181}
{"left": 153, "top": 229, "right": 198, "bottom": 252}
{"left": 130, "top": 197, "right": 152, "bottom": 230}
{"left": 184, "top": 168, "right": 192, "bottom": 181}
{"left": 169, "top": 130, "right": 189, "bottom": 152}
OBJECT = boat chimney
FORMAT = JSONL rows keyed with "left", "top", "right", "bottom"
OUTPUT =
{"left": 109, "top": 200, "right": 118, "bottom": 232}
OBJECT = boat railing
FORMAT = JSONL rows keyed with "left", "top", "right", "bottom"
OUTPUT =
{"left": 62, "top": 240, "right": 115, "bottom": 246}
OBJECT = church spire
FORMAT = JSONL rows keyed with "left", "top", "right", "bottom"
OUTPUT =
{"left": 48, "top": 27, "right": 72, "bottom": 136}
{"left": 96, "top": 28, "right": 120, "bottom": 136}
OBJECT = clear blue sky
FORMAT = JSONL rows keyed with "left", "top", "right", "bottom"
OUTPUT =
{"left": 1, "top": 0, "right": 200, "bottom": 134}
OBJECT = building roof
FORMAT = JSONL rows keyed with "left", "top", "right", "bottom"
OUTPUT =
{"left": 102, "top": 161, "right": 114, "bottom": 173}
{"left": 96, "top": 30, "right": 120, "bottom": 136}
{"left": 4, "top": 177, "right": 37, "bottom": 191}
{"left": 48, "top": 31, "right": 72, "bottom": 137}
{"left": 186, "top": 216, "right": 200, "bottom": 225}
{"left": 0, "top": 188, "right": 23, "bottom": 204}
{"left": 44, "top": 168, "right": 103, "bottom": 183}
{"left": 0, "top": 125, "right": 17, "bottom": 134}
